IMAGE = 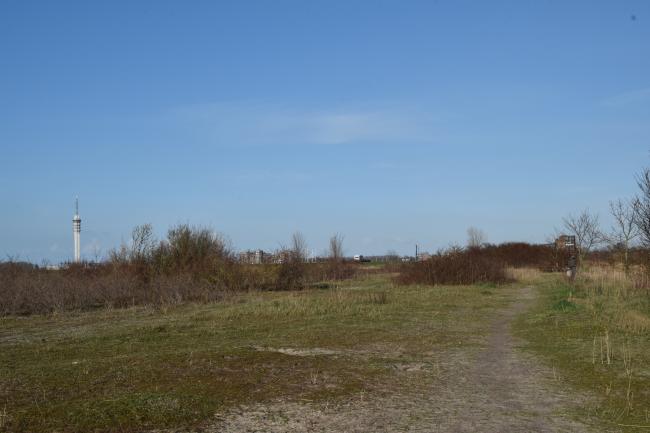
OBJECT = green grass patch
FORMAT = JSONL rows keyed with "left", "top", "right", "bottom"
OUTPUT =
{"left": 552, "top": 299, "right": 577, "bottom": 312}
{"left": 514, "top": 274, "right": 650, "bottom": 432}
{"left": 0, "top": 274, "right": 511, "bottom": 432}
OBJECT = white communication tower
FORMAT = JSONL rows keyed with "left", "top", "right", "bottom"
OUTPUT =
{"left": 73, "top": 197, "right": 81, "bottom": 262}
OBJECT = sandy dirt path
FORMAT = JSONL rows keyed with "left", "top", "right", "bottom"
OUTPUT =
{"left": 206, "top": 287, "right": 613, "bottom": 432}
{"left": 443, "top": 286, "right": 603, "bottom": 433}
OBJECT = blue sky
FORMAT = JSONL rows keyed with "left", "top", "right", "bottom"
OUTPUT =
{"left": 1, "top": 0, "right": 649, "bottom": 263}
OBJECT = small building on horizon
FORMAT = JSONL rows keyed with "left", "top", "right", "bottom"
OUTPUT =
{"left": 238, "top": 249, "right": 265, "bottom": 264}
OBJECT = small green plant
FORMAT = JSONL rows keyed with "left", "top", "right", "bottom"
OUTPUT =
{"left": 552, "top": 299, "right": 577, "bottom": 312}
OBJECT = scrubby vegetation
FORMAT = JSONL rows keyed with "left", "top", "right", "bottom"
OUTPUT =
{"left": 397, "top": 247, "right": 510, "bottom": 286}
{"left": 2, "top": 231, "right": 593, "bottom": 317}
{"left": 397, "top": 242, "right": 571, "bottom": 286}
{"left": 0, "top": 224, "right": 356, "bottom": 316}
{"left": 3, "top": 235, "right": 575, "bottom": 316}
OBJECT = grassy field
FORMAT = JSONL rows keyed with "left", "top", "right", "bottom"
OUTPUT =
{"left": 0, "top": 274, "right": 511, "bottom": 432}
{"left": 514, "top": 266, "right": 650, "bottom": 432}
{"left": 4, "top": 266, "right": 648, "bottom": 432}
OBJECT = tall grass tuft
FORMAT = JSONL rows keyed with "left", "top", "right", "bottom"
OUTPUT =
{"left": 572, "top": 263, "right": 650, "bottom": 335}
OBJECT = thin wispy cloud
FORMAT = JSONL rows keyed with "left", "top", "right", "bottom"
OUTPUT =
{"left": 169, "top": 102, "right": 440, "bottom": 146}
{"left": 600, "top": 87, "right": 650, "bottom": 107}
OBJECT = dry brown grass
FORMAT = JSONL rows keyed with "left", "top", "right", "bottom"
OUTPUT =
{"left": 578, "top": 264, "right": 650, "bottom": 298}
{"left": 616, "top": 310, "right": 650, "bottom": 334}
{"left": 505, "top": 267, "right": 542, "bottom": 284}
{"left": 574, "top": 263, "right": 650, "bottom": 335}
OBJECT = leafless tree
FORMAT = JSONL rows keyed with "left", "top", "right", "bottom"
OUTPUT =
{"left": 276, "top": 232, "right": 308, "bottom": 290}
{"left": 447, "top": 243, "right": 465, "bottom": 255}
{"left": 131, "top": 223, "right": 156, "bottom": 262}
{"left": 635, "top": 168, "right": 650, "bottom": 270}
{"left": 467, "top": 227, "right": 487, "bottom": 248}
{"left": 562, "top": 209, "right": 603, "bottom": 263}
{"left": 291, "top": 231, "right": 308, "bottom": 262}
{"left": 328, "top": 233, "right": 344, "bottom": 261}
{"left": 608, "top": 198, "right": 639, "bottom": 272}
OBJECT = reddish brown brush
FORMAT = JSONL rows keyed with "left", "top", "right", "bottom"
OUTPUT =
{"left": 479, "top": 242, "right": 571, "bottom": 271}
{"left": 397, "top": 247, "right": 510, "bottom": 286}
{"left": 0, "top": 224, "right": 366, "bottom": 316}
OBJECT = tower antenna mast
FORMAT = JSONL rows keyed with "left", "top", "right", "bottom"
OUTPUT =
{"left": 73, "top": 197, "right": 81, "bottom": 263}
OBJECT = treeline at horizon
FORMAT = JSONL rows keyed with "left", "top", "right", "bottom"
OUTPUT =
{"left": 4, "top": 162, "right": 650, "bottom": 316}
{"left": 7, "top": 235, "right": 650, "bottom": 268}
{"left": 0, "top": 219, "right": 610, "bottom": 316}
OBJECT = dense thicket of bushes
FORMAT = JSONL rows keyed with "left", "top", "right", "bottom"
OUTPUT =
{"left": 397, "top": 242, "right": 572, "bottom": 286}
{"left": 397, "top": 247, "right": 510, "bottom": 286}
{"left": 0, "top": 261, "right": 226, "bottom": 315}
{"left": 0, "top": 224, "right": 358, "bottom": 316}
{"left": 479, "top": 242, "right": 571, "bottom": 270}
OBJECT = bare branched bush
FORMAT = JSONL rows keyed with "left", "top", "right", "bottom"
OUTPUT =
{"left": 130, "top": 223, "right": 156, "bottom": 262}
{"left": 562, "top": 209, "right": 604, "bottom": 264}
{"left": 275, "top": 257, "right": 305, "bottom": 291}
{"left": 397, "top": 247, "right": 509, "bottom": 286}
{"left": 467, "top": 227, "right": 487, "bottom": 248}
{"left": 291, "top": 231, "right": 308, "bottom": 262}
{"left": 608, "top": 199, "right": 640, "bottom": 272}
{"left": 275, "top": 232, "right": 309, "bottom": 291}
{"left": 326, "top": 233, "right": 352, "bottom": 280}
{"left": 396, "top": 241, "right": 572, "bottom": 287}
{"left": 161, "top": 224, "right": 232, "bottom": 275}
{"left": 482, "top": 242, "right": 570, "bottom": 271}
{"left": 635, "top": 168, "right": 650, "bottom": 272}
{"left": 328, "top": 233, "right": 344, "bottom": 262}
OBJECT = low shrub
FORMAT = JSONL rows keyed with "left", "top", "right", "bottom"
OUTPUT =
{"left": 480, "top": 242, "right": 570, "bottom": 271}
{"left": 275, "top": 253, "right": 307, "bottom": 291}
{"left": 397, "top": 247, "right": 510, "bottom": 286}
